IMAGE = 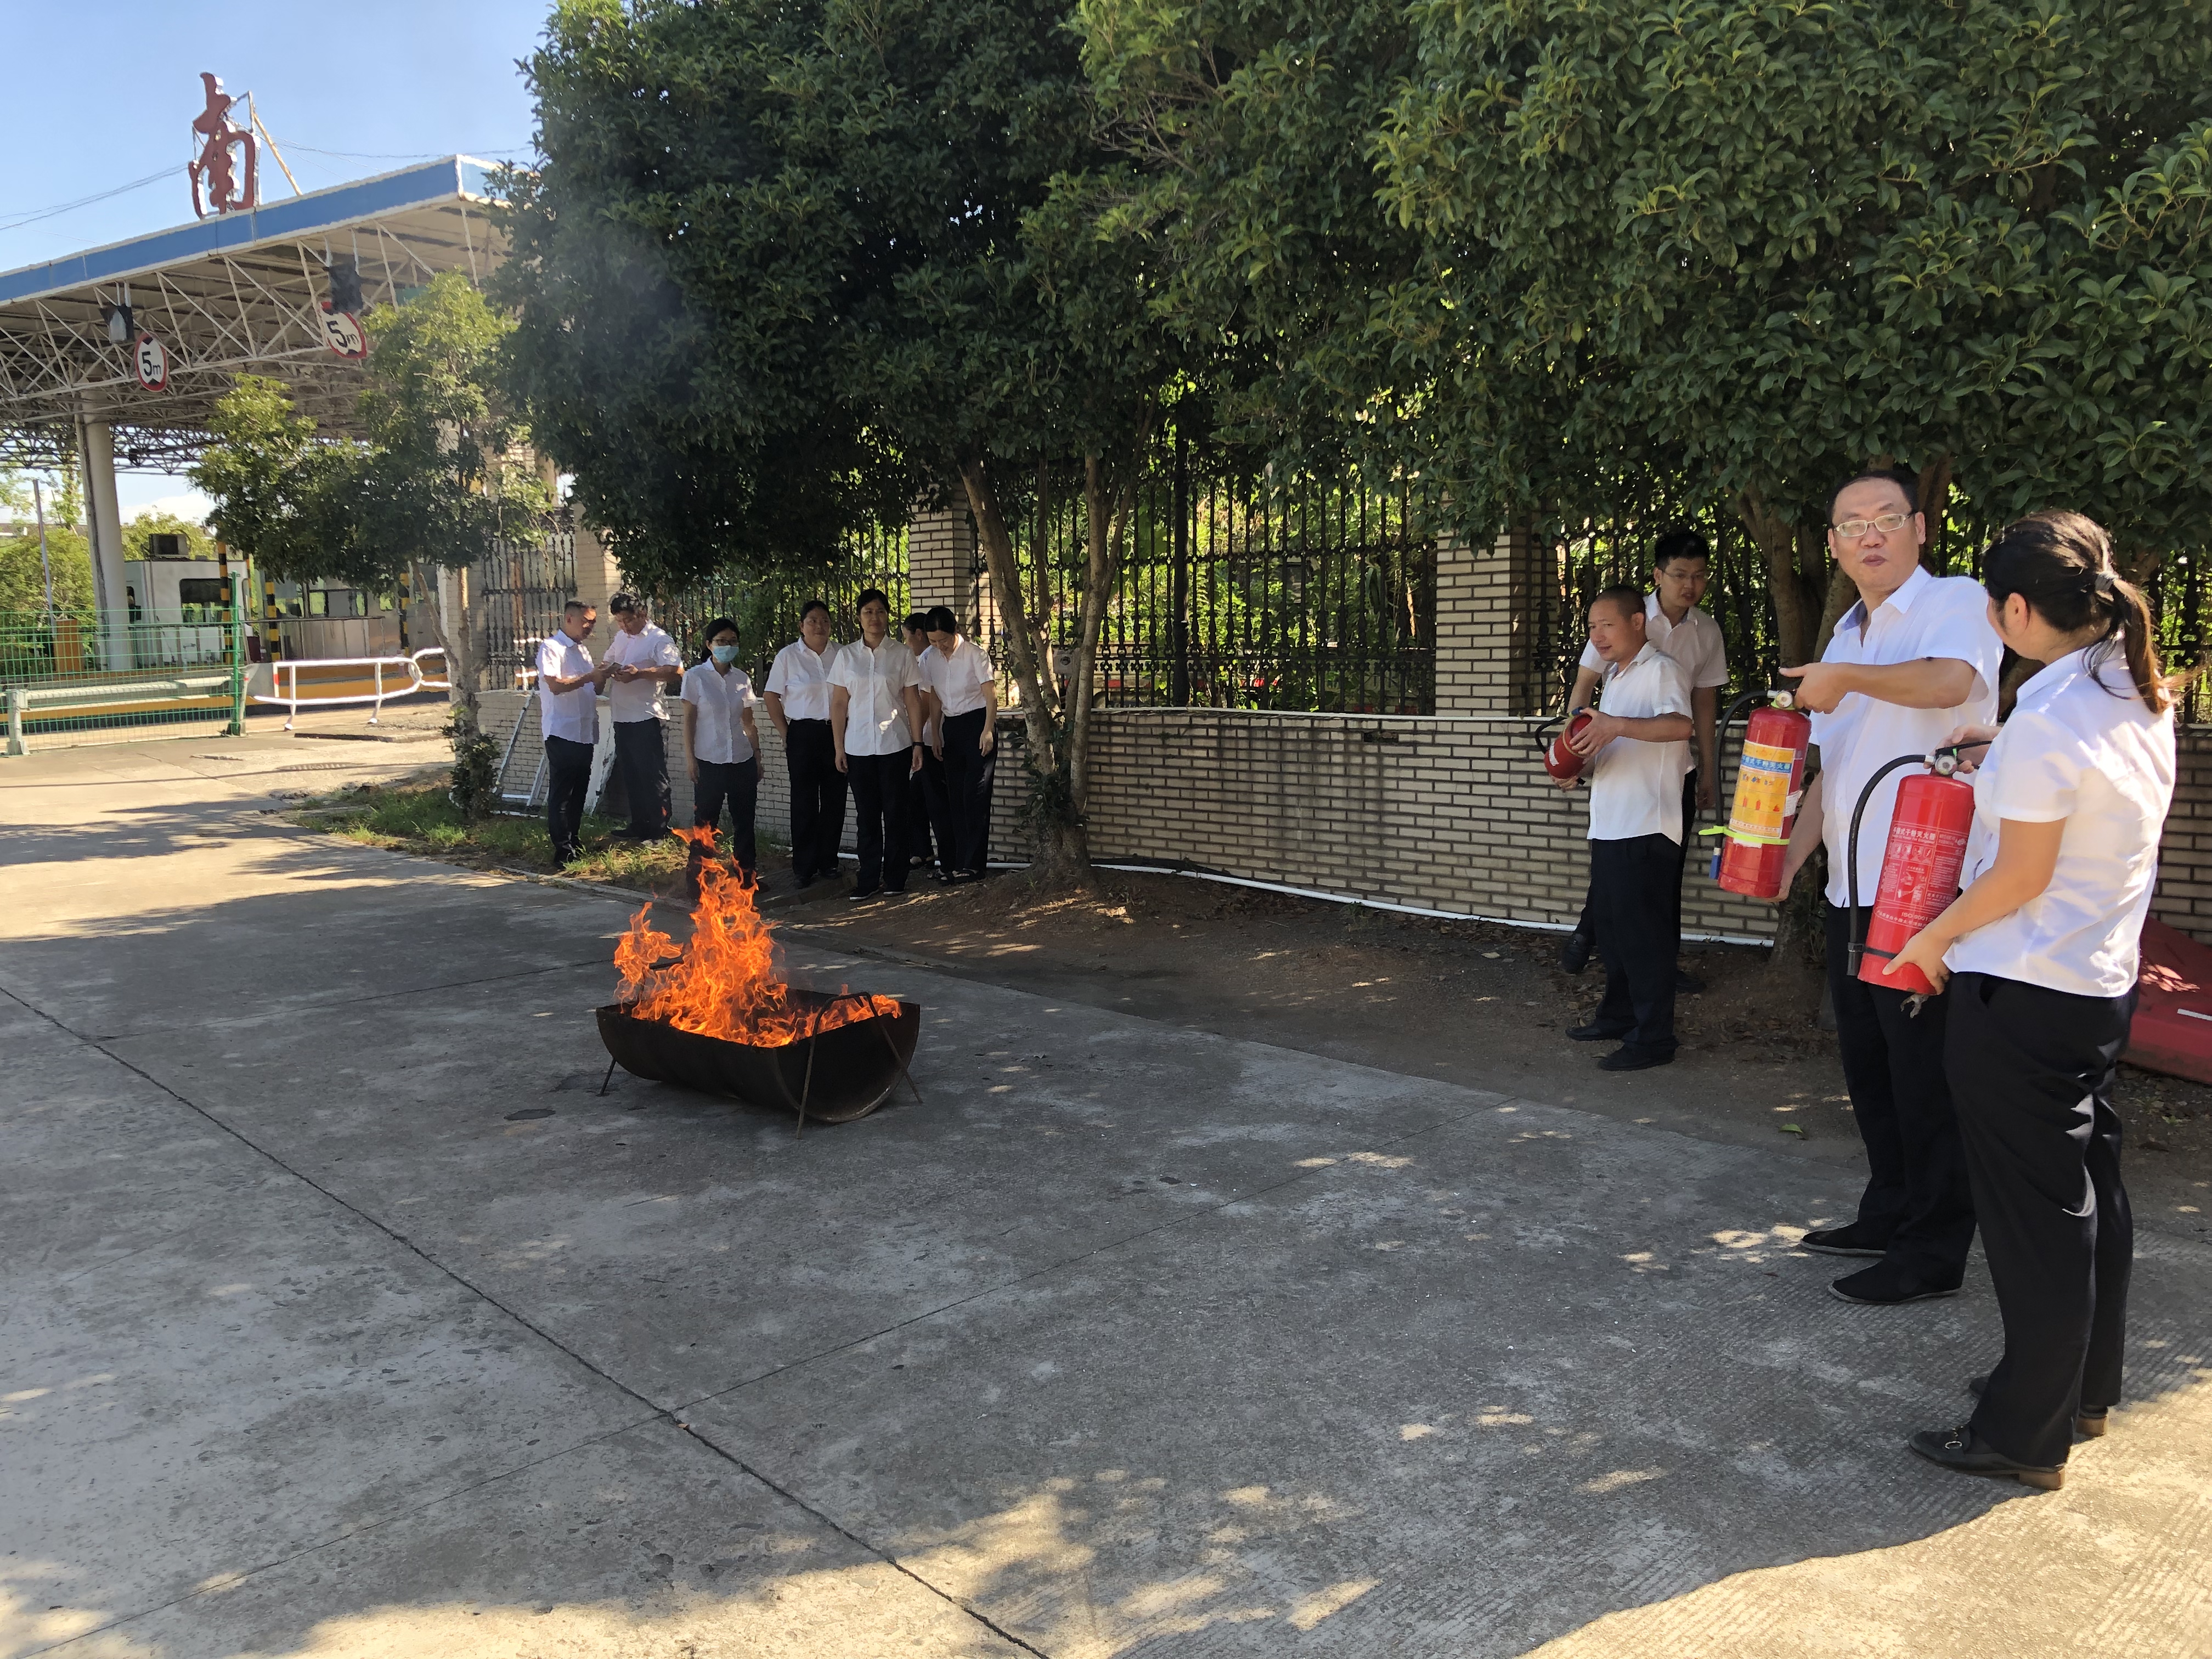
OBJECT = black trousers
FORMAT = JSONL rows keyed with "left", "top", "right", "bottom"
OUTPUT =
{"left": 1589, "top": 833, "right": 1680, "bottom": 1056}
{"left": 783, "top": 719, "right": 847, "bottom": 883}
{"left": 612, "top": 718, "right": 670, "bottom": 836}
{"left": 1825, "top": 903, "right": 1977, "bottom": 1282}
{"left": 543, "top": 734, "right": 594, "bottom": 863}
{"left": 1947, "top": 971, "right": 2134, "bottom": 1469}
{"left": 692, "top": 757, "right": 760, "bottom": 878}
{"left": 1578, "top": 771, "right": 1697, "bottom": 941}
{"left": 905, "top": 743, "right": 953, "bottom": 876}
{"left": 941, "top": 708, "right": 998, "bottom": 874}
{"left": 846, "top": 751, "right": 913, "bottom": 893}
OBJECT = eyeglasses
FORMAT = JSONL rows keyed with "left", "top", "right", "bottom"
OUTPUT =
{"left": 1831, "top": 511, "right": 1914, "bottom": 538}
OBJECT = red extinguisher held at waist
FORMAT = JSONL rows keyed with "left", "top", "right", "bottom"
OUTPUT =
{"left": 1846, "top": 746, "right": 1986, "bottom": 1000}
{"left": 1707, "top": 690, "right": 1813, "bottom": 899}
{"left": 1537, "top": 710, "right": 1597, "bottom": 783}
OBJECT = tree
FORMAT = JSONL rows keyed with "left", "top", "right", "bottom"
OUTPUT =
{"left": 123, "top": 510, "right": 215, "bottom": 561}
{"left": 193, "top": 270, "right": 554, "bottom": 724}
{"left": 1374, "top": 0, "right": 2212, "bottom": 662}
{"left": 0, "top": 467, "right": 94, "bottom": 619}
{"left": 501, "top": 0, "right": 1182, "bottom": 872}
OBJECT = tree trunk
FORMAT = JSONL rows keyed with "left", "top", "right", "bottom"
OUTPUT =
{"left": 410, "top": 559, "right": 481, "bottom": 725}
{"left": 1737, "top": 484, "right": 1824, "bottom": 667}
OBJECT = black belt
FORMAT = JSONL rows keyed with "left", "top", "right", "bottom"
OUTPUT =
{"left": 787, "top": 716, "right": 832, "bottom": 726}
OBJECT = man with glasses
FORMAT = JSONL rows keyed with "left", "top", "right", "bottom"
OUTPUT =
{"left": 600, "top": 592, "right": 683, "bottom": 841}
{"left": 535, "top": 599, "right": 617, "bottom": 866}
{"left": 1772, "top": 466, "right": 2003, "bottom": 1307}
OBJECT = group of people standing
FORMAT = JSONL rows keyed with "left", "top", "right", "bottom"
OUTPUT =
{"left": 532, "top": 589, "right": 998, "bottom": 899}
{"left": 1560, "top": 466, "right": 2177, "bottom": 1492}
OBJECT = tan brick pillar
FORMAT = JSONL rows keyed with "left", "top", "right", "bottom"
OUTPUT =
{"left": 569, "top": 519, "right": 621, "bottom": 621}
{"left": 1434, "top": 525, "right": 1543, "bottom": 716}
{"left": 906, "top": 499, "right": 995, "bottom": 641}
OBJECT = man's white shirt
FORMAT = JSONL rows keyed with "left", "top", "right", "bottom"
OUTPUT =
{"left": 535, "top": 633, "right": 599, "bottom": 744}
{"left": 764, "top": 638, "right": 839, "bottom": 721}
{"left": 1809, "top": 566, "right": 2002, "bottom": 907}
{"left": 1585, "top": 644, "right": 1692, "bottom": 842}
{"left": 1946, "top": 648, "right": 2175, "bottom": 997}
{"left": 602, "top": 621, "right": 682, "bottom": 723}
{"left": 831, "top": 636, "right": 923, "bottom": 755}
{"left": 1581, "top": 595, "right": 1728, "bottom": 693}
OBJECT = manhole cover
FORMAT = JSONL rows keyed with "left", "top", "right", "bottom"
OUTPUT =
{"left": 505, "top": 1107, "right": 556, "bottom": 1121}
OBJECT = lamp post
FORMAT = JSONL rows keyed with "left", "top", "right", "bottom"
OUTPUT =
{"left": 32, "top": 477, "right": 53, "bottom": 629}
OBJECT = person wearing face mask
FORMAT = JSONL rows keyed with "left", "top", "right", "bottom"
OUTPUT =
{"left": 1877, "top": 513, "right": 2175, "bottom": 1491}
{"left": 680, "top": 617, "right": 764, "bottom": 884}
{"left": 1773, "top": 465, "right": 2005, "bottom": 1307}
{"left": 764, "top": 600, "right": 846, "bottom": 890}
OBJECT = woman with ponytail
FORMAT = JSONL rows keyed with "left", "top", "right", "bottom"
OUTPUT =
{"left": 1883, "top": 511, "right": 2178, "bottom": 1490}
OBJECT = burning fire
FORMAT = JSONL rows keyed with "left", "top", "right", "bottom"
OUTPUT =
{"left": 613, "top": 828, "right": 899, "bottom": 1046}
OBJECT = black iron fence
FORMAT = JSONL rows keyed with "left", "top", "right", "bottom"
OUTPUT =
{"left": 656, "top": 523, "right": 909, "bottom": 681}
{"left": 475, "top": 529, "right": 578, "bottom": 680}
{"left": 1004, "top": 447, "right": 1435, "bottom": 714}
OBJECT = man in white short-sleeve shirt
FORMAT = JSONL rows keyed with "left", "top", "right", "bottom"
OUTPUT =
{"left": 535, "top": 599, "right": 616, "bottom": 864}
{"left": 1775, "top": 466, "right": 2002, "bottom": 1306}
{"left": 828, "top": 588, "right": 925, "bottom": 899}
{"left": 763, "top": 601, "right": 845, "bottom": 888}
{"left": 1556, "top": 586, "right": 1695, "bottom": 1072}
{"left": 600, "top": 592, "right": 684, "bottom": 840}
{"left": 920, "top": 605, "right": 999, "bottom": 880}
{"left": 1561, "top": 530, "right": 1729, "bottom": 982}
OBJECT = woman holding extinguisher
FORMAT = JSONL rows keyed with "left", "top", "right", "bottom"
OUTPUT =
{"left": 1882, "top": 511, "right": 2177, "bottom": 1489}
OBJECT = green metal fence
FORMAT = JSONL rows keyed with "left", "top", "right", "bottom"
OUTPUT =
{"left": 2, "top": 592, "right": 249, "bottom": 753}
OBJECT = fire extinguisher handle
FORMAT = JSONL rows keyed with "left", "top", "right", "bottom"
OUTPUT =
{"left": 1845, "top": 753, "right": 1940, "bottom": 974}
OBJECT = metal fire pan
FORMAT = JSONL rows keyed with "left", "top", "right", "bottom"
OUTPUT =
{"left": 595, "top": 989, "right": 920, "bottom": 1125}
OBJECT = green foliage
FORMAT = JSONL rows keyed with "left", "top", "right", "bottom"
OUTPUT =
{"left": 191, "top": 272, "right": 553, "bottom": 591}
{"left": 496, "top": 0, "right": 1171, "bottom": 585}
{"left": 1372, "top": 0, "right": 2212, "bottom": 558}
{"left": 123, "top": 510, "right": 215, "bottom": 561}
{"left": 304, "top": 780, "right": 690, "bottom": 885}
{"left": 445, "top": 706, "right": 501, "bottom": 822}
{"left": 0, "top": 523, "right": 93, "bottom": 617}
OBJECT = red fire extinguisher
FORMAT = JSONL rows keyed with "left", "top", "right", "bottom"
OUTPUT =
{"left": 1712, "top": 692, "right": 1812, "bottom": 899}
{"left": 1846, "top": 753, "right": 1977, "bottom": 997}
{"left": 1539, "top": 710, "right": 1596, "bottom": 783}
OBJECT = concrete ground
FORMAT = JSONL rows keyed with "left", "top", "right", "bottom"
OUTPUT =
{"left": 3, "top": 732, "right": 2209, "bottom": 1658}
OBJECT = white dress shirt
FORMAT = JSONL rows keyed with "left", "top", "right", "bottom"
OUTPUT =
{"left": 830, "top": 636, "right": 922, "bottom": 755}
{"left": 1581, "top": 595, "right": 1729, "bottom": 693}
{"left": 680, "top": 661, "right": 760, "bottom": 765}
{"left": 921, "top": 637, "right": 996, "bottom": 717}
{"left": 765, "top": 639, "right": 838, "bottom": 721}
{"left": 535, "top": 633, "right": 600, "bottom": 744}
{"left": 602, "top": 621, "right": 682, "bottom": 723}
{"left": 1810, "top": 566, "right": 2003, "bottom": 907}
{"left": 1585, "top": 644, "right": 1692, "bottom": 842}
{"left": 1945, "top": 649, "right": 2176, "bottom": 997}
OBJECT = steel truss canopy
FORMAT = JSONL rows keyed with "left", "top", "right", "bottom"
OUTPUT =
{"left": 0, "top": 157, "right": 504, "bottom": 470}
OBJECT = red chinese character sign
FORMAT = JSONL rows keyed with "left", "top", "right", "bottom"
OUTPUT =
{"left": 188, "top": 73, "right": 257, "bottom": 218}
{"left": 134, "top": 334, "right": 170, "bottom": 392}
{"left": 319, "top": 302, "right": 368, "bottom": 359}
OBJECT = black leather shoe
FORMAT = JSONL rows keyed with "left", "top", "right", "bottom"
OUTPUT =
{"left": 1675, "top": 967, "right": 1706, "bottom": 994}
{"left": 1598, "top": 1047, "right": 1673, "bottom": 1072}
{"left": 1559, "top": 929, "right": 1594, "bottom": 974}
{"left": 845, "top": 885, "right": 882, "bottom": 903}
{"left": 1566, "top": 1022, "right": 1633, "bottom": 1042}
{"left": 1967, "top": 1373, "right": 2109, "bottom": 1437}
{"left": 1830, "top": 1262, "right": 1962, "bottom": 1305}
{"left": 1909, "top": 1425, "right": 2064, "bottom": 1489}
{"left": 1798, "top": 1223, "right": 1889, "bottom": 1258}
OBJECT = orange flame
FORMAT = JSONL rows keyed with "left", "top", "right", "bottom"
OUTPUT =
{"left": 614, "top": 827, "right": 898, "bottom": 1046}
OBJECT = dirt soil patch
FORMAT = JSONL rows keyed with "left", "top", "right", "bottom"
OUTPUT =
{"left": 775, "top": 866, "right": 2212, "bottom": 1243}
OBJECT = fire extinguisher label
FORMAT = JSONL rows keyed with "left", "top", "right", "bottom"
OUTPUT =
{"left": 1875, "top": 825, "right": 1969, "bottom": 928}
{"left": 1730, "top": 741, "right": 1798, "bottom": 841}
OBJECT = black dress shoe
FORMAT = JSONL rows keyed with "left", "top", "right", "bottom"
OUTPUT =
{"left": 1798, "top": 1223, "right": 1889, "bottom": 1258}
{"left": 1566, "top": 1021, "right": 1633, "bottom": 1042}
{"left": 1598, "top": 1047, "right": 1673, "bottom": 1072}
{"left": 1909, "top": 1425, "right": 2064, "bottom": 1489}
{"left": 1967, "top": 1373, "right": 2109, "bottom": 1437}
{"left": 845, "top": 885, "right": 882, "bottom": 902}
{"left": 1675, "top": 967, "right": 1706, "bottom": 994}
{"left": 1559, "top": 928, "right": 1594, "bottom": 974}
{"left": 1830, "top": 1262, "right": 1962, "bottom": 1305}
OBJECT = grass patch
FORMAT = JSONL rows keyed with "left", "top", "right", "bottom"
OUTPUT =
{"left": 290, "top": 781, "right": 698, "bottom": 890}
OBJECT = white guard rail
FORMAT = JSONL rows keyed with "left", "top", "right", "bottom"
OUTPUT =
{"left": 257, "top": 649, "right": 452, "bottom": 729}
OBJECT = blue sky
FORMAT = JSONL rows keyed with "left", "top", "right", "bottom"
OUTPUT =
{"left": 4, "top": 0, "right": 552, "bottom": 518}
